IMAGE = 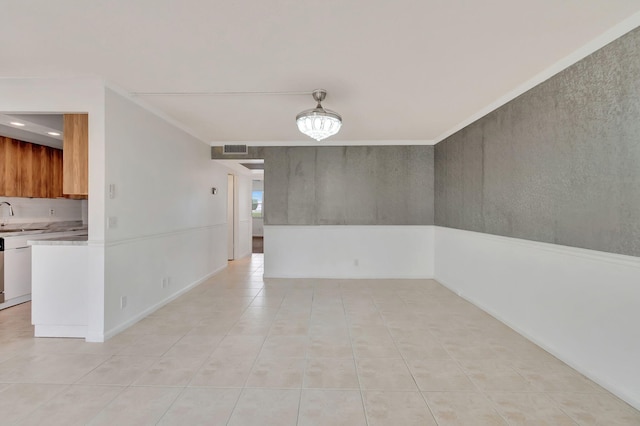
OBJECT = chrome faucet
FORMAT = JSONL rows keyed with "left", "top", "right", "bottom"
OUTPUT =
{"left": 0, "top": 202, "right": 14, "bottom": 216}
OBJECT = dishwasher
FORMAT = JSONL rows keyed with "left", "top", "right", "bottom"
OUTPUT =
{"left": 0, "top": 238, "right": 4, "bottom": 303}
{"left": 0, "top": 235, "right": 32, "bottom": 304}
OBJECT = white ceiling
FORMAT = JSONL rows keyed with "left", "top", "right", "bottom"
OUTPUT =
{"left": 2, "top": 1, "right": 640, "bottom": 145}
{"left": 0, "top": 113, "right": 63, "bottom": 149}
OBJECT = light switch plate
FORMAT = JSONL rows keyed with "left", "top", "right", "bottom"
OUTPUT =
{"left": 108, "top": 216, "right": 118, "bottom": 228}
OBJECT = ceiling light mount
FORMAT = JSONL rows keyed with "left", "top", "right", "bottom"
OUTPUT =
{"left": 311, "top": 89, "right": 327, "bottom": 105}
{"left": 296, "top": 89, "right": 342, "bottom": 141}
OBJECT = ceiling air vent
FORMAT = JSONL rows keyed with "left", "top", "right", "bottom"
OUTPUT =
{"left": 223, "top": 144, "right": 248, "bottom": 155}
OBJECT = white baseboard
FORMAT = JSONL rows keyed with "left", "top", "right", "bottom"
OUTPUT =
{"left": 434, "top": 226, "right": 640, "bottom": 410}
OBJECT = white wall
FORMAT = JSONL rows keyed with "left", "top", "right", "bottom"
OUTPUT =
{"left": 103, "top": 88, "right": 242, "bottom": 338}
{"left": 253, "top": 217, "right": 264, "bottom": 237}
{"left": 264, "top": 225, "right": 434, "bottom": 279}
{"left": 434, "top": 226, "right": 640, "bottom": 410}
{"left": 32, "top": 244, "right": 88, "bottom": 338}
{"left": 0, "top": 197, "right": 82, "bottom": 225}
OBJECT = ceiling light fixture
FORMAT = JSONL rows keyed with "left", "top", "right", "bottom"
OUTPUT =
{"left": 10, "top": 121, "right": 25, "bottom": 127}
{"left": 47, "top": 131, "right": 61, "bottom": 136}
{"left": 296, "top": 89, "right": 342, "bottom": 141}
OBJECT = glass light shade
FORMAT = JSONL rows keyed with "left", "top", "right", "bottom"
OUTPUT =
{"left": 296, "top": 109, "right": 342, "bottom": 141}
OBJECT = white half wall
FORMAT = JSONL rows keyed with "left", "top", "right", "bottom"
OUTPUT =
{"left": 32, "top": 245, "right": 88, "bottom": 338}
{"left": 434, "top": 226, "right": 640, "bottom": 410}
{"left": 264, "top": 225, "right": 434, "bottom": 279}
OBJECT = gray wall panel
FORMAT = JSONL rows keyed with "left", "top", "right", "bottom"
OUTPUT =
{"left": 375, "top": 146, "right": 409, "bottom": 224}
{"left": 345, "top": 146, "right": 377, "bottom": 224}
{"left": 316, "top": 146, "right": 348, "bottom": 225}
{"left": 263, "top": 147, "right": 289, "bottom": 225}
{"left": 435, "top": 27, "right": 640, "bottom": 257}
{"left": 265, "top": 145, "right": 434, "bottom": 226}
{"left": 286, "top": 147, "right": 317, "bottom": 225}
{"left": 408, "top": 146, "right": 435, "bottom": 224}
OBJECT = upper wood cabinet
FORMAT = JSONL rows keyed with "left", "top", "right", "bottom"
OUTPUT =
{"left": 0, "top": 136, "right": 21, "bottom": 196}
{"left": 62, "top": 114, "right": 88, "bottom": 196}
{"left": 50, "top": 149, "right": 64, "bottom": 198}
{"left": 0, "top": 136, "right": 64, "bottom": 198}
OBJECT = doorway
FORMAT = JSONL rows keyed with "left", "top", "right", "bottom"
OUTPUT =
{"left": 251, "top": 179, "right": 264, "bottom": 253}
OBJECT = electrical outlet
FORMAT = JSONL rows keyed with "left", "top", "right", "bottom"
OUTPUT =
{"left": 161, "top": 277, "right": 169, "bottom": 288}
{"left": 49, "top": 209, "right": 55, "bottom": 216}
{"left": 108, "top": 216, "right": 118, "bottom": 229}
{"left": 120, "top": 296, "right": 127, "bottom": 309}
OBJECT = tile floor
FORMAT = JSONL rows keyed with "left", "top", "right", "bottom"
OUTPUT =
{"left": 0, "top": 254, "right": 639, "bottom": 425}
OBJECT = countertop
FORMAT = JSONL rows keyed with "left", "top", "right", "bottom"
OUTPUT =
{"left": 28, "top": 234, "right": 88, "bottom": 246}
{"left": 0, "top": 221, "right": 86, "bottom": 238}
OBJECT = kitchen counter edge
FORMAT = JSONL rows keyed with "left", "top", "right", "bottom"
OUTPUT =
{"left": 28, "top": 235, "right": 89, "bottom": 246}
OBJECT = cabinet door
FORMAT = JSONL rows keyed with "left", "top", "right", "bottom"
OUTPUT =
{"left": 19, "top": 141, "right": 35, "bottom": 197}
{"left": 50, "top": 148, "right": 64, "bottom": 198}
{"left": 4, "top": 247, "right": 32, "bottom": 300}
{"left": 0, "top": 137, "right": 65, "bottom": 198}
{"left": 32, "top": 144, "right": 52, "bottom": 198}
{"left": 63, "top": 114, "right": 88, "bottom": 195}
{"left": 1, "top": 137, "right": 22, "bottom": 196}
{"left": 0, "top": 137, "right": 6, "bottom": 195}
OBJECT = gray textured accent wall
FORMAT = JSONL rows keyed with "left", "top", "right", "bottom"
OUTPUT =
{"left": 264, "top": 146, "right": 434, "bottom": 225}
{"left": 435, "top": 27, "right": 640, "bottom": 257}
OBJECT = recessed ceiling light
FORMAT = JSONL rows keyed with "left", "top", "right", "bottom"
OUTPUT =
{"left": 10, "top": 121, "right": 25, "bottom": 127}
{"left": 47, "top": 131, "right": 61, "bottom": 136}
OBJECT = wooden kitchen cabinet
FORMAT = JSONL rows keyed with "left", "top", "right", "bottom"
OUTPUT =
{"left": 63, "top": 114, "right": 88, "bottom": 196}
{"left": 33, "top": 144, "right": 53, "bottom": 198}
{"left": 19, "top": 141, "right": 34, "bottom": 197}
{"left": 50, "top": 148, "right": 64, "bottom": 198}
{"left": 0, "top": 137, "right": 18, "bottom": 196}
{"left": 0, "top": 136, "right": 64, "bottom": 198}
